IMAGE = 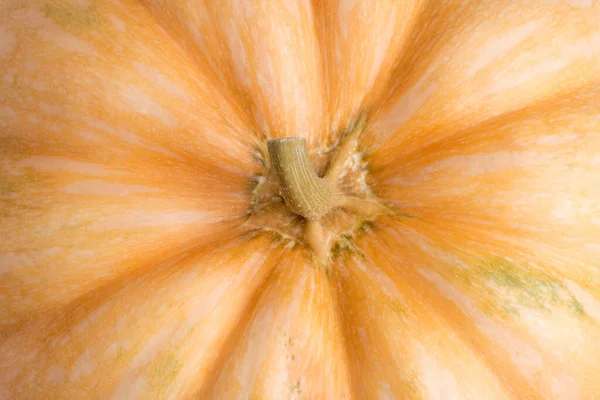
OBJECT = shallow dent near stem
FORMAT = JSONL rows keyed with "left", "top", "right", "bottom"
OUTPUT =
{"left": 247, "top": 118, "right": 392, "bottom": 266}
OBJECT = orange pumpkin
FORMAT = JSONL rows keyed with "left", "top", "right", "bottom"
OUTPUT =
{"left": 2, "top": 0, "right": 600, "bottom": 399}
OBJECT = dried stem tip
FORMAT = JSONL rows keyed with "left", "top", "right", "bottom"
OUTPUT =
{"left": 267, "top": 138, "right": 337, "bottom": 221}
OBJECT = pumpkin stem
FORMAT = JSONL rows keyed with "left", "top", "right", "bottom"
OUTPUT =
{"left": 267, "top": 138, "right": 338, "bottom": 221}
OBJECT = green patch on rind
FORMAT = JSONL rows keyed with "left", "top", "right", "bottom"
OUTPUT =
{"left": 42, "top": 4, "right": 101, "bottom": 29}
{"left": 150, "top": 353, "right": 184, "bottom": 399}
{"left": 458, "top": 257, "right": 586, "bottom": 318}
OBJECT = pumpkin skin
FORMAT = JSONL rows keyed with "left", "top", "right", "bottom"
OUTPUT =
{"left": 1, "top": 0, "right": 600, "bottom": 399}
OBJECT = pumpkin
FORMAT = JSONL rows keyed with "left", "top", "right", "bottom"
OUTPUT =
{"left": 1, "top": 0, "right": 600, "bottom": 398}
